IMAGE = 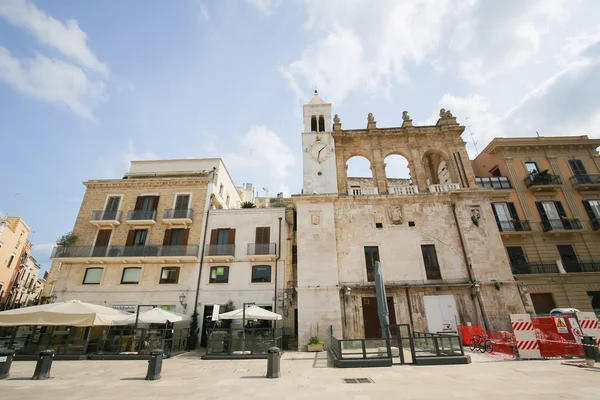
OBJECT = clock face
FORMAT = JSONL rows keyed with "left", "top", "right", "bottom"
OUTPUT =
{"left": 307, "top": 141, "right": 333, "bottom": 163}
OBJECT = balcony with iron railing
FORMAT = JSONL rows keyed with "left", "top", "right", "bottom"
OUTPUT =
{"left": 524, "top": 173, "right": 562, "bottom": 191}
{"left": 163, "top": 208, "right": 194, "bottom": 225}
{"left": 511, "top": 262, "right": 560, "bottom": 275}
{"left": 562, "top": 260, "right": 600, "bottom": 273}
{"left": 90, "top": 210, "right": 122, "bottom": 227}
{"left": 247, "top": 243, "right": 277, "bottom": 261}
{"left": 126, "top": 210, "right": 157, "bottom": 225}
{"left": 497, "top": 220, "right": 532, "bottom": 234}
{"left": 204, "top": 244, "right": 236, "bottom": 262}
{"left": 541, "top": 218, "right": 582, "bottom": 232}
{"left": 476, "top": 176, "right": 512, "bottom": 189}
{"left": 50, "top": 245, "right": 199, "bottom": 262}
{"left": 569, "top": 174, "right": 600, "bottom": 191}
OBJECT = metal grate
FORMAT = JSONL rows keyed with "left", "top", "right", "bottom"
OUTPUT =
{"left": 343, "top": 378, "right": 374, "bottom": 384}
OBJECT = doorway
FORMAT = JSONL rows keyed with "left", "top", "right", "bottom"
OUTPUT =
{"left": 361, "top": 297, "right": 397, "bottom": 338}
{"left": 531, "top": 293, "right": 556, "bottom": 314}
{"left": 423, "top": 295, "right": 459, "bottom": 334}
{"left": 200, "top": 305, "right": 214, "bottom": 347}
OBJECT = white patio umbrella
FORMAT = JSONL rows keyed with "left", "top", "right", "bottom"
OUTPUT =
{"left": 218, "top": 305, "right": 282, "bottom": 321}
{"left": 119, "top": 307, "right": 190, "bottom": 324}
{"left": 0, "top": 300, "right": 131, "bottom": 327}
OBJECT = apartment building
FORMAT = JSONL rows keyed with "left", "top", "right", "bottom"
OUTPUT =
{"left": 3, "top": 244, "right": 44, "bottom": 309}
{"left": 294, "top": 92, "right": 525, "bottom": 348}
{"left": 0, "top": 217, "right": 32, "bottom": 307}
{"left": 472, "top": 136, "right": 600, "bottom": 315}
{"left": 197, "top": 207, "right": 292, "bottom": 345}
{"left": 45, "top": 159, "right": 242, "bottom": 314}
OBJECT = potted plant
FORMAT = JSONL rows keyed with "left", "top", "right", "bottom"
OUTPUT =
{"left": 307, "top": 336, "right": 324, "bottom": 352}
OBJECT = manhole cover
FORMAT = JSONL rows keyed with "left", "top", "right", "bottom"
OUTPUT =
{"left": 343, "top": 378, "right": 374, "bottom": 384}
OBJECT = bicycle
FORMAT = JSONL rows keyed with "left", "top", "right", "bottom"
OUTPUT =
{"left": 469, "top": 334, "right": 494, "bottom": 353}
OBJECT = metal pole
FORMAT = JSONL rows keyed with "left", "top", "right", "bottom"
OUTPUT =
{"left": 274, "top": 217, "right": 282, "bottom": 316}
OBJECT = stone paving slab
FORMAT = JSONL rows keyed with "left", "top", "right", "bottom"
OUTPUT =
{"left": 1, "top": 351, "right": 600, "bottom": 399}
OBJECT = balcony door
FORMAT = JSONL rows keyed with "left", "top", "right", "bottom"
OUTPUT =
{"left": 104, "top": 196, "right": 120, "bottom": 220}
{"left": 492, "top": 203, "right": 514, "bottom": 232}
{"left": 209, "top": 228, "right": 236, "bottom": 255}
{"left": 539, "top": 201, "right": 564, "bottom": 230}
{"left": 92, "top": 229, "right": 112, "bottom": 257}
{"left": 174, "top": 194, "right": 190, "bottom": 218}
{"left": 568, "top": 160, "right": 588, "bottom": 183}
{"left": 255, "top": 227, "right": 270, "bottom": 254}
{"left": 557, "top": 245, "right": 578, "bottom": 272}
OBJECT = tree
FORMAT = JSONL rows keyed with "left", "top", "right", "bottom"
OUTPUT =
{"left": 241, "top": 201, "right": 256, "bottom": 208}
{"left": 56, "top": 231, "right": 78, "bottom": 247}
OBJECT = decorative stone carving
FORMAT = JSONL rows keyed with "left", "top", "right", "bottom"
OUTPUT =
{"left": 387, "top": 204, "right": 403, "bottom": 225}
{"left": 471, "top": 206, "right": 481, "bottom": 226}
{"left": 440, "top": 108, "right": 453, "bottom": 119}
{"left": 402, "top": 111, "right": 411, "bottom": 121}
{"left": 367, "top": 113, "right": 375, "bottom": 123}
{"left": 334, "top": 114, "right": 340, "bottom": 124}
{"left": 436, "top": 108, "right": 458, "bottom": 126}
{"left": 310, "top": 212, "right": 321, "bottom": 225}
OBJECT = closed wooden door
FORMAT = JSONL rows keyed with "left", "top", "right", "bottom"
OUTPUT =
{"left": 92, "top": 230, "right": 112, "bottom": 256}
{"left": 362, "top": 297, "right": 397, "bottom": 338}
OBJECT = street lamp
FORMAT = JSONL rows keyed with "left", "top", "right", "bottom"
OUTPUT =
{"left": 179, "top": 292, "right": 187, "bottom": 311}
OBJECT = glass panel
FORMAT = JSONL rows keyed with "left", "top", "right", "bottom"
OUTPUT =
{"left": 494, "top": 203, "right": 514, "bottom": 232}
{"left": 141, "top": 196, "right": 154, "bottom": 211}
{"left": 217, "top": 229, "right": 230, "bottom": 245}
{"left": 542, "top": 202, "right": 563, "bottom": 230}
{"left": 525, "top": 162, "right": 538, "bottom": 174}
{"left": 590, "top": 200, "right": 600, "bottom": 218}
{"left": 122, "top": 268, "right": 141, "bottom": 284}
{"left": 83, "top": 268, "right": 102, "bottom": 284}
{"left": 170, "top": 229, "right": 184, "bottom": 246}
{"left": 252, "top": 266, "right": 271, "bottom": 282}
{"left": 134, "top": 230, "right": 147, "bottom": 245}
{"left": 210, "top": 266, "right": 229, "bottom": 283}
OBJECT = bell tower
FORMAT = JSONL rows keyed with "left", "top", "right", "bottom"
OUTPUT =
{"left": 302, "top": 91, "right": 338, "bottom": 194}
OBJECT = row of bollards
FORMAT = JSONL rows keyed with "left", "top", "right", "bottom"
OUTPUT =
{"left": 0, "top": 349, "right": 54, "bottom": 380}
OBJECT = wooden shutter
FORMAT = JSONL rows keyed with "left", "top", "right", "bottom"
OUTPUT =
{"left": 210, "top": 229, "right": 218, "bottom": 245}
{"left": 152, "top": 196, "right": 160, "bottom": 210}
{"left": 94, "top": 230, "right": 112, "bottom": 247}
{"left": 229, "top": 228, "right": 236, "bottom": 245}
{"left": 106, "top": 196, "right": 120, "bottom": 211}
{"left": 583, "top": 201, "right": 596, "bottom": 220}
{"left": 255, "top": 227, "right": 270, "bottom": 244}
{"left": 175, "top": 195, "right": 190, "bottom": 210}
{"left": 507, "top": 203, "right": 520, "bottom": 220}
{"left": 535, "top": 202, "right": 548, "bottom": 222}
{"left": 554, "top": 201, "right": 568, "bottom": 218}
{"left": 125, "top": 230, "right": 136, "bottom": 246}
{"left": 134, "top": 196, "right": 143, "bottom": 210}
{"left": 490, "top": 203, "right": 500, "bottom": 223}
{"left": 568, "top": 160, "right": 587, "bottom": 176}
{"left": 163, "top": 229, "right": 172, "bottom": 246}
{"left": 182, "top": 229, "right": 190, "bottom": 245}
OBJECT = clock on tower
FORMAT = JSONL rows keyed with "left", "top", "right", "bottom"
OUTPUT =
{"left": 301, "top": 91, "right": 338, "bottom": 194}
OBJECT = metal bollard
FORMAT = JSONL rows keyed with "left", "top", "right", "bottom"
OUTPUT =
{"left": 266, "top": 347, "right": 281, "bottom": 379}
{"left": 145, "top": 349, "right": 164, "bottom": 381}
{"left": 32, "top": 349, "right": 55, "bottom": 380}
{"left": 0, "top": 349, "right": 16, "bottom": 380}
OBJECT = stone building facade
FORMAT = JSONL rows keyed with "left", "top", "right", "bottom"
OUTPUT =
{"left": 45, "top": 159, "right": 242, "bottom": 315}
{"left": 0, "top": 217, "right": 31, "bottom": 308}
{"left": 472, "top": 136, "right": 600, "bottom": 315}
{"left": 294, "top": 93, "right": 525, "bottom": 348}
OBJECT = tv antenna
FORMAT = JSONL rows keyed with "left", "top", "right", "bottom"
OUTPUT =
{"left": 465, "top": 117, "right": 479, "bottom": 157}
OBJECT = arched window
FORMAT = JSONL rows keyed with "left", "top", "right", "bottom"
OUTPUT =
{"left": 311, "top": 116, "right": 317, "bottom": 132}
{"left": 318, "top": 116, "right": 325, "bottom": 132}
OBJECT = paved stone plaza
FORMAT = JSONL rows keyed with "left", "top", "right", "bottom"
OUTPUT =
{"left": 2, "top": 351, "right": 600, "bottom": 399}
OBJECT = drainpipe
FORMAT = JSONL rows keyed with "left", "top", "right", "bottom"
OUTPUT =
{"left": 193, "top": 206, "right": 211, "bottom": 315}
{"left": 274, "top": 217, "right": 282, "bottom": 316}
{"left": 451, "top": 203, "right": 490, "bottom": 331}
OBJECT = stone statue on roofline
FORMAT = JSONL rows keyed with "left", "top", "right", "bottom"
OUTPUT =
{"left": 334, "top": 114, "right": 340, "bottom": 124}
{"left": 437, "top": 108, "right": 458, "bottom": 126}
{"left": 401, "top": 110, "right": 413, "bottom": 127}
{"left": 367, "top": 113, "right": 375, "bottom": 123}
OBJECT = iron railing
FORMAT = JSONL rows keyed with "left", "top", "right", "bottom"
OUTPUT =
{"left": 562, "top": 260, "right": 600, "bottom": 273}
{"left": 204, "top": 244, "right": 235, "bottom": 256}
{"left": 541, "top": 218, "right": 582, "bottom": 232}
{"left": 127, "top": 210, "right": 157, "bottom": 221}
{"left": 524, "top": 174, "right": 562, "bottom": 188}
{"left": 163, "top": 208, "right": 194, "bottom": 220}
{"left": 569, "top": 174, "right": 600, "bottom": 186}
{"left": 591, "top": 217, "right": 600, "bottom": 231}
{"left": 511, "top": 262, "right": 559, "bottom": 274}
{"left": 91, "top": 210, "right": 122, "bottom": 222}
{"left": 497, "top": 220, "right": 532, "bottom": 232}
{"left": 51, "top": 245, "right": 199, "bottom": 258}
{"left": 247, "top": 243, "right": 276, "bottom": 255}
{"left": 476, "top": 176, "right": 512, "bottom": 189}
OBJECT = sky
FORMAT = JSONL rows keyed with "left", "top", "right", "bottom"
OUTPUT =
{"left": 1, "top": 0, "right": 599, "bottom": 275}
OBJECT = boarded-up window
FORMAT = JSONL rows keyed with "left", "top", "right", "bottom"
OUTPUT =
{"left": 530, "top": 293, "right": 556, "bottom": 314}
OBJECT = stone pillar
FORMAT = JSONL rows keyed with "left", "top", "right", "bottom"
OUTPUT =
{"left": 336, "top": 154, "right": 348, "bottom": 194}
{"left": 372, "top": 149, "right": 387, "bottom": 194}
{"left": 409, "top": 149, "right": 428, "bottom": 192}
{"left": 458, "top": 148, "right": 477, "bottom": 188}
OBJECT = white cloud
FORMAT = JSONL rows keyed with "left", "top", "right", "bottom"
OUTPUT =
{"left": 246, "top": 0, "right": 280, "bottom": 16}
{"left": 224, "top": 125, "right": 295, "bottom": 194}
{"left": 0, "top": 0, "right": 108, "bottom": 76}
{"left": 0, "top": 47, "right": 106, "bottom": 120}
{"left": 198, "top": 2, "right": 209, "bottom": 21}
{"left": 99, "top": 140, "right": 160, "bottom": 178}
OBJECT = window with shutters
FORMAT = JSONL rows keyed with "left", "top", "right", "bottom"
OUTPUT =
{"left": 209, "top": 266, "right": 229, "bottom": 283}
{"left": 491, "top": 202, "right": 524, "bottom": 232}
{"left": 364, "top": 246, "right": 379, "bottom": 282}
{"left": 121, "top": 267, "right": 142, "bottom": 284}
{"left": 83, "top": 268, "right": 103, "bottom": 284}
{"left": 506, "top": 246, "right": 527, "bottom": 265}
{"left": 7, "top": 254, "right": 15, "bottom": 268}
{"left": 536, "top": 201, "right": 571, "bottom": 231}
{"left": 568, "top": 160, "right": 588, "bottom": 183}
{"left": 172, "top": 194, "right": 191, "bottom": 218}
{"left": 253, "top": 227, "right": 271, "bottom": 254}
{"left": 583, "top": 200, "right": 600, "bottom": 230}
{"left": 105, "top": 196, "right": 121, "bottom": 212}
{"left": 525, "top": 162, "right": 539, "bottom": 175}
{"left": 251, "top": 265, "right": 271, "bottom": 283}
{"left": 132, "top": 195, "right": 159, "bottom": 220}
{"left": 421, "top": 245, "right": 442, "bottom": 280}
{"left": 159, "top": 267, "right": 180, "bottom": 284}
{"left": 209, "top": 228, "right": 236, "bottom": 255}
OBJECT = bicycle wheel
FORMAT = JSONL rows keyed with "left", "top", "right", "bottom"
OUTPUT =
{"left": 484, "top": 340, "right": 494, "bottom": 354}
{"left": 469, "top": 338, "right": 477, "bottom": 352}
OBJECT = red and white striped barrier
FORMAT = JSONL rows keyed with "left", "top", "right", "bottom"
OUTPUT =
{"left": 510, "top": 314, "right": 541, "bottom": 359}
{"left": 576, "top": 312, "right": 600, "bottom": 346}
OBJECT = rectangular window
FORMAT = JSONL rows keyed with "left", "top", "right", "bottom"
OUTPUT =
{"left": 251, "top": 265, "right": 272, "bottom": 283}
{"left": 292, "top": 245, "right": 297, "bottom": 265}
{"left": 105, "top": 196, "right": 121, "bottom": 211}
{"left": 421, "top": 245, "right": 442, "bottom": 280}
{"left": 83, "top": 268, "right": 103, "bottom": 284}
{"left": 568, "top": 159, "right": 588, "bottom": 178}
{"left": 506, "top": 246, "right": 527, "bottom": 265}
{"left": 174, "top": 194, "right": 190, "bottom": 210}
{"left": 121, "top": 267, "right": 141, "bottom": 284}
{"left": 170, "top": 229, "right": 185, "bottom": 246}
{"left": 159, "top": 267, "right": 180, "bottom": 284}
{"left": 525, "top": 162, "right": 539, "bottom": 175}
{"left": 209, "top": 266, "right": 229, "bottom": 283}
{"left": 364, "top": 246, "right": 380, "bottom": 282}
{"left": 557, "top": 244, "right": 578, "bottom": 271}
{"left": 7, "top": 254, "right": 15, "bottom": 268}
{"left": 133, "top": 229, "right": 148, "bottom": 246}
{"left": 217, "top": 228, "right": 231, "bottom": 245}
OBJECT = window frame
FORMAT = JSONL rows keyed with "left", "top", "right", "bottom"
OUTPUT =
{"left": 103, "top": 194, "right": 123, "bottom": 212}
{"left": 120, "top": 267, "right": 142, "bottom": 284}
{"left": 209, "top": 266, "right": 230, "bottom": 283}
{"left": 83, "top": 268, "right": 103, "bottom": 285}
{"left": 159, "top": 267, "right": 180, "bottom": 284}
{"left": 524, "top": 161, "right": 539, "bottom": 175}
{"left": 172, "top": 193, "right": 192, "bottom": 210}
{"left": 421, "top": 244, "right": 442, "bottom": 280}
{"left": 364, "top": 246, "right": 380, "bottom": 282}
{"left": 7, "top": 253, "right": 15, "bottom": 268}
{"left": 251, "top": 265, "right": 272, "bottom": 283}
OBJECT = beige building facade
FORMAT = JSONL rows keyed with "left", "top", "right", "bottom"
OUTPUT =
{"left": 294, "top": 94, "right": 525, "bottom": 349}
{"left": 46, "top": 159, "right": 242, "bottom": 315}
{"left": 472, "top": 136, "right": 600, "bottom": 315}
{"left": 0, "top": 217, "right": 31, "bottom": 307}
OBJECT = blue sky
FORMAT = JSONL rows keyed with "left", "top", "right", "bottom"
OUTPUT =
{"left": 1, "top": 0, "right": 599, "bottom": 274}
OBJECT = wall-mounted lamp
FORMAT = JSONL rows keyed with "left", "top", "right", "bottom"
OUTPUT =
{"left": 179, "top": 292, "right": 188, "bottom": 311}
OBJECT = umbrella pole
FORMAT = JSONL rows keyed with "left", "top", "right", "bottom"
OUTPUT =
{"left": 83, "top": 326, "right": 92, "bottom": 354}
